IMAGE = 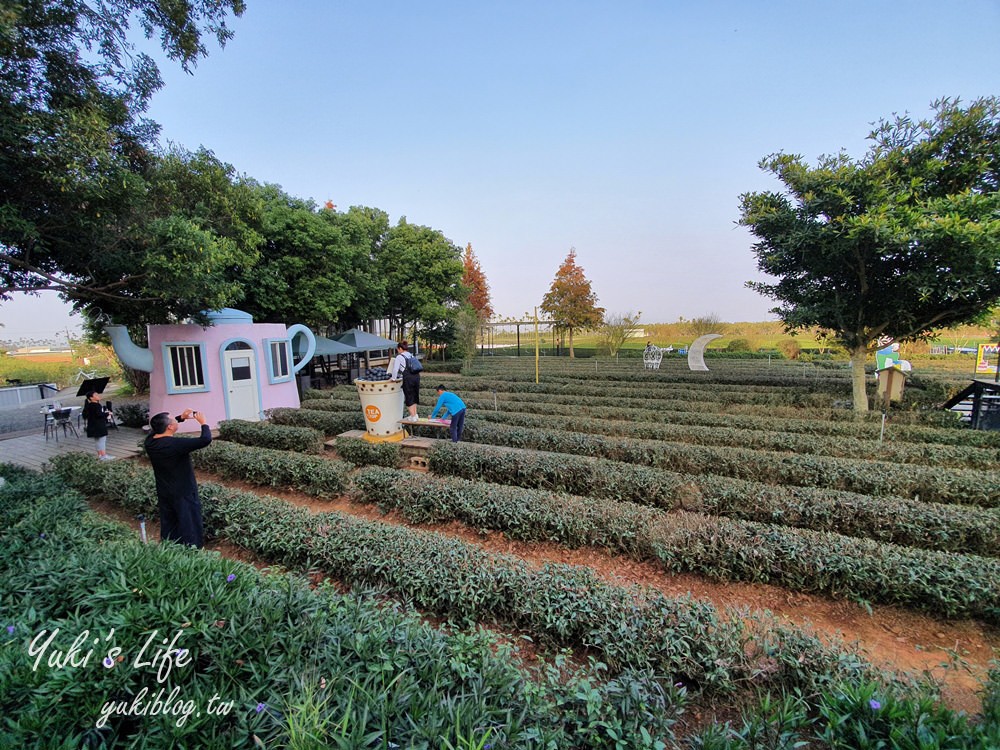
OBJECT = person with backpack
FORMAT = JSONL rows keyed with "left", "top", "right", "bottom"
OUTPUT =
{"left": 389, "top": 340, "right": 422, "bottom": 420}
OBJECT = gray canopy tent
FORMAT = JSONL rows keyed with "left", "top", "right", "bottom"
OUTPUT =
{"left": 293, "top": 329, "right": 400, "bottom": 387}
{"left": 332, "top": 329, "right": 400, "bottom": 382}
{"left": 293, "top": 335, "right": 356, "bottom": 388}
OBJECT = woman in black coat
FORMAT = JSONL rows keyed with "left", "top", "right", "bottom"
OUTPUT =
{"left": 82, "top": 390, "right": 112, "bottom": 461}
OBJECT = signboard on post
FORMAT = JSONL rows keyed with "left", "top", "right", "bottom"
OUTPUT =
{"left": 976, "top": 344, "right": 999, "bottom": 377}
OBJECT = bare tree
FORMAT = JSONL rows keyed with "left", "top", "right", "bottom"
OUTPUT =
{"left": 685, "top": 313, "right": 725, "bottom": 338}
{"left": 599, "top": 311, "right": 642, "bottom": 356}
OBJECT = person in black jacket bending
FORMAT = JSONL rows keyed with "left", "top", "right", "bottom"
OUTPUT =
{"left": 145, "top": 409, "right": 212, "bottom": 548}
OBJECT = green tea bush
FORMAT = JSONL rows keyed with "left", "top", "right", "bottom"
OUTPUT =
{"left": 334, "top": 436, "right": 401, "bottom": 467}
{"left": 267, "top": 406, "right": 363, "bottom": 435}
{"left": 217, "top": 419, "right": 325, "bottom": 454}
{"left": 192, "top": 441, "right": 349, "bottom": 497}
{"left": 49, "top": 452, "right": 158, "bottom": 516}
{"left": 453, "top": 421, "right": 1000, "bottom": 507}
{"left": 469, "top": 406, "right": 1000, "bottom": 470}
{"left": 199, "top": 481, "right": 890, "bottom": 695}
{"left": 427, "top": 443, "right": 1000, "bottom": 560}
{"left": 351, "top": 467, "right": 1000, "bottom": 622}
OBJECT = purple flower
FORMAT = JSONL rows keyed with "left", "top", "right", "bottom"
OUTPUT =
{"left": 869, "top": 699, "right": 881, "bottom": 710}
{"left": 39, "top": 533, "right": 46, "bottom": 538}
{"left": 226, "top": 574, "right": 236, "bottom": 583}
{"left": 255, "top": 702, "right": 266, "bottom": 713}
{"left": 6, "top": 625, "right": 14, "bottom": 635}
{"left": 103, "top": 656, "right": 114, "bottom": 668}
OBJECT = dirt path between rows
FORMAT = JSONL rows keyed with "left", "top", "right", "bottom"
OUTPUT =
{"left": 87, "top": 465, "right": 999, "bottom": 717}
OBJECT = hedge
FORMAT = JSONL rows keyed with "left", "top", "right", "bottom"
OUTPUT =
{"left": 351, "top": 467, "right": 1000, "bottom": 622}
{"left": 445, "top": 421, "right": 1000, "bottom": 507}
{"left": 425, "top": 442, "right": 1000, "bottom": 556}
{"left": 218, "top": 418, "right": 325, "bottom": 454}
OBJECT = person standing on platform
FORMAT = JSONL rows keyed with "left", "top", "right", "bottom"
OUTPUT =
{"left": 145, "top": 409, "right": 212, "bottom": 548}
{"left": 429, "top": 385, "right": 467, "bottom": 442}
{"left": 82, "top": 390, "right": 112, "bottom": 461}
{"left": 389, "top": 340, "right": 420, "bottom": 420}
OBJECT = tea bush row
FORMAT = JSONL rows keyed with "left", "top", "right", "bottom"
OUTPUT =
{"left": 198, "top": 481, "right": 882, "bottom": 696}
{"left": 267, "top": 406, "right": 363, "bottom": 434}
{"left": 192, "top": 441, "right": 350, "bottom": 498}
{"left": 446, "top": 393, "right": 1000, "bottom": 449}
{"left": 217, "top": 419, "right": 325, "bottom": 454}
{"left": 1, "top": 469, "right": 688, "bottom": 748}
{"left": 466, "top": 406, "right": 999, "bottom": 469}
{"left": 425, "top": 442, "right": 1000, "bottom": 557}
{"left": 37, "top": 462, "right": 1000, "bottom": 740}
{"left": 439, "top": 421, "right": 999, "bottom": 507}
{"left": 351, "top": 467, "right": 1000, "bottom": 622}
{"left": 334, "top": 437, "right": 401, "bottom": 467}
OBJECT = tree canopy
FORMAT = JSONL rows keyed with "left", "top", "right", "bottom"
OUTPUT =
{"left": 740, "top": 97, "right": 1000, "bottom": 411}
{"left": 540, "top": 248, "right": 604, "bottom": 358}
{"left": 0, "top": 0, "right": 246, "bottom": 317}
{"left": 376, "top": 218, "right": 465, "bottom": 340}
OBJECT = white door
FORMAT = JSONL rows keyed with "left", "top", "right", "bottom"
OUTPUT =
{"left": 224, "top": 348, "right": 261, "bottom": 421}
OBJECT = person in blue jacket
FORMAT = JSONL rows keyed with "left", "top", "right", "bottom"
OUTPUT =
{"left": 429, "top": 385, "right": 467, "bottom": 443}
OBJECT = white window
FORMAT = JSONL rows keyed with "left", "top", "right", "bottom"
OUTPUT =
{"left": 265, "top": 338, "right": 292, "bottom": 383}
{"left": 165, "top": 344, "right": 207, "bottom": 392}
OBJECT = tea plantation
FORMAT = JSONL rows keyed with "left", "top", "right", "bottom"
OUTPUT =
{"left": 3, "top": 357, "right": 999, "bottom": 747}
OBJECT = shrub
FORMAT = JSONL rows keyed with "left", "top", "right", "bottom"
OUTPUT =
{"left": 334, "top": 436, "right": 401, "bottom": 467}
{"left": 778, "top": 339, "right": 801, "bottom": 359}
{"left": 218, "top": 419, "right": 325, "bottom": 454}
{"left": 193, "top": 441, "right": 349, "bottom": 497}
{"left": 112, "top": 401, "right": 149, "bottom": 428}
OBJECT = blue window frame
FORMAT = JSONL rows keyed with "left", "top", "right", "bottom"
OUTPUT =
{"left": 163, "top": 342, "right": 210, "bottom": 394}
{"left": 264, "top": 338, "right": 292, "bottom": 383}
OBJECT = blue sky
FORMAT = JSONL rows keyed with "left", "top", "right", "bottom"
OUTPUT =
{"left": 5, "top": 0, "right": 999, "bottom": 341}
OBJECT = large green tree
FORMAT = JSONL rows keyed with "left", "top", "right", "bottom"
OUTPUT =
{"left": 0, "top": 0, "right": 246, "bottom": 320}
{"left": 376, "top": 218, "right": 464, "bottom": 341}
{"left": 541, "top": 248, "right": 604, "bottom": 358}
{"left": 235, "top": 186, "right": 378, "bottom": 330}
{"left": 740, "top": 97, "right": 1000, "bottom": 412}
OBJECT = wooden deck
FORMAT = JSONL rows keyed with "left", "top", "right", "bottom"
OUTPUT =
{"left": 0, "top": 425, "right": 147, "bottom": 471}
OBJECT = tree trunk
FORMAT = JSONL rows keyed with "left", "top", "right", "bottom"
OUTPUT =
{"left": 568, "top": 327, "right": 575, "bottom": 358}
{"left": 850, "top": 346, "right": 869, "bottom": 414}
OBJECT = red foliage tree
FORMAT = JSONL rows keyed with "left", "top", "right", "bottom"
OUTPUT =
{"left": 541, "top": 248, "right": 604, "bottom": 358}
{"left": 462, "top": 243, "right": 493, "bottom": 321}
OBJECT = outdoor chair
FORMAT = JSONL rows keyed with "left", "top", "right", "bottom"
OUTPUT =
{"left": 43, "top": 411, "right": 58, "bottom": 441}
{"left": 53, "top": 408, "right": 79, "bottom": 439}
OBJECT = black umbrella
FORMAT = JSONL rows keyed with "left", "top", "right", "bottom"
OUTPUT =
{"left": 76, "top": 376, "right": 110, "bottom": 398}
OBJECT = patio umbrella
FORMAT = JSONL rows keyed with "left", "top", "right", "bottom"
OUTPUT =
{"left": 76, "top": 376, "right": 110, "bottom": 397}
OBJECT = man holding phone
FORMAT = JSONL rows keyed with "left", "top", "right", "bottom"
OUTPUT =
{"left": 145, "top": 409, "right": 213, "bottom": 548}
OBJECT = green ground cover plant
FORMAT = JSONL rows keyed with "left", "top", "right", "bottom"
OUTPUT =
{"left": 2, "top": 467, "right": 692, "bottom": 748}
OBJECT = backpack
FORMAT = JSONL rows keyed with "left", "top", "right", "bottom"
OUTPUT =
{"left": 406, "top": 354, "right": 423, "bottom": 374}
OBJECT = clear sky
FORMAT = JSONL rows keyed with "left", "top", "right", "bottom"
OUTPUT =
{"left": 4, "top": 0, "right": 999, "bottom": 341}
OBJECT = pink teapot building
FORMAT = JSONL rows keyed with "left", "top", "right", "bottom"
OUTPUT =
{"left": 106, "top": 308, "right": 316, "bottom": 432}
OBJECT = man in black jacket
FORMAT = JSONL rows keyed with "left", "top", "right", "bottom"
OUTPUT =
{"left": 145, "top": 409, "right": 212, "bottom": 548}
